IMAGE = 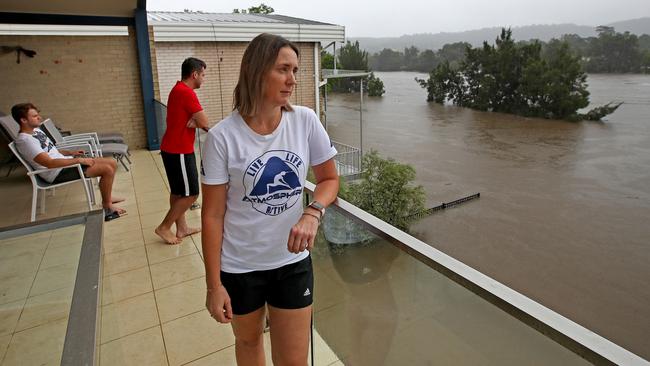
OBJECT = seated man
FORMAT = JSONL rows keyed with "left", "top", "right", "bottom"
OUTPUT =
{"left": 11, "top": 103, "right": 126, "bottom": 221}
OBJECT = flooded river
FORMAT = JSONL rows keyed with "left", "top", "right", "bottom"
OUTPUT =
{"left": 325, "top": 72, "right": 650, "bottom": 359}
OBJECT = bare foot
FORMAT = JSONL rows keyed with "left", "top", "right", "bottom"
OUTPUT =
{"left": 109, "top": 206, "right": 127, "bottom": 215}
{"left": 176, "top": 227, "right": 201, "bottom": 239}
{"left": 111, "top": 196, "right": 126, "bottom": 204}
{"left": 155, "top": 225, "right": 182, "bottom": 245}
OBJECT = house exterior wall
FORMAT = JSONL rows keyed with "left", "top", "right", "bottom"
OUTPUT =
{"left": 154, "top": 41, "right": 317, "bottom": 124}
{"left": 0, "top": 27, "right": 148, "bottom": 148}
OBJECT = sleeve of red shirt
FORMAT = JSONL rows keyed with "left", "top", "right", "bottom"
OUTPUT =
{"left": 184, "top": 89, "right": 203, "bottom": 115}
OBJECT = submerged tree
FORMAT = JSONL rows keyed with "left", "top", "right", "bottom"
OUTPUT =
{"left": 342, "top": 150, "right": 425, "bottom": 231}
{"left": 416, "top": 28, "right": 620, "bottom": 121}
{"left": 367, "top": 72, "right": 385, "bottom": 97}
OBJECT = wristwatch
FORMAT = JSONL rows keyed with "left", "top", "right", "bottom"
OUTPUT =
{"left": 307, "top": 200, "right": 326, "bottom": 219}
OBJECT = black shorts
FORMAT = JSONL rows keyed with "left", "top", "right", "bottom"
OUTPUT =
{"left": 52, "top": 165, "right": 89, "bottom": 184}
{"left": 221, "top": 256, "right": 314, "bottom": 315}
{"left": 161, "top": 151, "right": 199, "bottom": 197}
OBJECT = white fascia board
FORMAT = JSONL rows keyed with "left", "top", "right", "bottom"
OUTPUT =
{"left": 0, "top": 24, "right": 129, "bottom": 36}
{"left": 151, "top": 21, "right": 345, "bottom": 44}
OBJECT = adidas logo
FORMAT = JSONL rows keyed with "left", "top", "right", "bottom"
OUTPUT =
{"left": 303, "top": 288, "right": 311, "bottom": 296}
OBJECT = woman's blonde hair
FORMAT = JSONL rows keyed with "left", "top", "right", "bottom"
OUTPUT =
{"left": 233, "top": 33, "right": 300, "bottom": 117}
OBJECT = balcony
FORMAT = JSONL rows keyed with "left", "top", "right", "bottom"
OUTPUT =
{"left": 0, "top": 152, "right": 646, "bottom": 365}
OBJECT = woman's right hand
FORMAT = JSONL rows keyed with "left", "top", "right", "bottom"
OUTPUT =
{"left": 206, "top": 285, "right": 233, "bottom": 323}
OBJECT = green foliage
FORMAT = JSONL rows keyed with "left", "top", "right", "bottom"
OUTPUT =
{"left": 643, "top": 50, "right": 650, "bottom": 73}
{"left": 321, "top": 51, "right": 334, "bottom": 69}
{"left": 341, "top": 150, "right": 425, "bottom": 231}
{"left": 369, "top": 42, "right": 469, "bottom": 72}
{"left": 416, "top": 28, "right": 611, "bottom": 121}
{"left": 367, "top": 72, "right": 385, "bottom": 96}
{"left": 323, "top": 41, "right": 386, "bottom": 96}
{"left": 371, "top": 48, "right": 404, "bottom": 71}
{"left": 585, "top": 26, "right": 642, "bottom": 73}
{"left": 233, "top": 3, "right": 274, "bottom": 14}
{"left": 338, "top": 41, "right": 368, "bottom": 70}
{"left": 368, "top": 28, "right": 650, "bottom": 74}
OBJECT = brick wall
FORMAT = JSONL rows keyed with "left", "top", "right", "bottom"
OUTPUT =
{"left": 154, "top": 41, "right": 317, "bottom": 124}
{"left": 0, "top": 27, "right": 148, "bottom": 148}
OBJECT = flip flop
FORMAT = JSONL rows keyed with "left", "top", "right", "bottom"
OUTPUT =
{"left": 104, "top": 210, "right": 122, "bottom": 222}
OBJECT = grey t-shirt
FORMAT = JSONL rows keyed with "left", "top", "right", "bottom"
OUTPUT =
{"left": 15, "top": 128, "right": 70, "bottom": 182}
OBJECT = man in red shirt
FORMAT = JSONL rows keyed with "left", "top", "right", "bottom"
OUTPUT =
{"left": 155, "top": 57, "right": 210, "bottom": 244}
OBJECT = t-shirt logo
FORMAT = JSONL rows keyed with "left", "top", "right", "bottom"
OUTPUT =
{"left": 243, "top": 150, "right": 304, "bottom": 216}
{"left": 32, "top": 130, "right": 54, "bottom": 152}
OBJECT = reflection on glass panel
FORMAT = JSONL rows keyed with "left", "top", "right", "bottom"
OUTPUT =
{"left": 312, "top": 209, "right": 589, "bottom": 365}
{"left": 0, "top": 224, "right": 84, "bottom": 365}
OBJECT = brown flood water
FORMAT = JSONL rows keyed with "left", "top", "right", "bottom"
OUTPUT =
{"left": 326, "top": 72, "right": 650, "bottom": 359}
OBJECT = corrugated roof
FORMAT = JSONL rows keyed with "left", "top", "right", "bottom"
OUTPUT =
{"left": 147, "top": 11, "right": 346, "bottom": 44}
{"left": 147, "top": 11, "right": 337, "bottom": 26}
{"left": 257, "top": 14, "right": 334, "bottom": 26}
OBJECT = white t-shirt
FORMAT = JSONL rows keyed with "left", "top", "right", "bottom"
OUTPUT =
{"left": 15, "top": 129, "right": 71, "bottom": 183}
{"left": 201, "top": 106, "right": 337, "bottom": 273}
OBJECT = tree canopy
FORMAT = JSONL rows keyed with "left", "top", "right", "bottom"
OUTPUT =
{"left": 323, "top": 41, "right": 386, "bottom": 96}
{"left": 340, "top": 150, "right": 425, "bottom": 231}
{"left": 368, "top": 28, "right": 650, "bottom": 74}
{"left": 416, "top": 28, "right": 621, "bottom": 121}
{"left": 232, "top": 3, "right": 274, "bottom": 14}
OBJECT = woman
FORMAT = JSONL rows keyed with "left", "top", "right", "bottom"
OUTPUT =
{"left": 201, "top": 33, "right": 339, "bottom": 365}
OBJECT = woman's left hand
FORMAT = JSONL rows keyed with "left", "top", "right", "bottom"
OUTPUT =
{"left": 287, "top": 212, "right": 319, "bottom": 253}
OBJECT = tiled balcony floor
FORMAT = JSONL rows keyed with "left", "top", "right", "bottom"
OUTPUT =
{"left": 0, "top": 150, "right": 342, "bottom": 366}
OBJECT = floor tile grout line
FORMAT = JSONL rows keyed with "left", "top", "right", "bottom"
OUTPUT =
{"left": 137, "top": 167, "right": 174, "bottom": 366}
{"left": 98, "top": 323, "right": 160, "bottom": 347}
{"left": 100, "top": 272, "right": 206, "bottom": 313}
{"left": 10, "top": 227, "right": 57, "bottom": 339}
{"left": 10, "top": 310, "right": 71, "bottom": 336}
{"left": 178, "top": 344, "right": 236, "bottom": 366}
{"left": 0, "top": 333, "right": 13, "bottom": 365}
{"left": 101, "top": 248, "right": 201, "bottom": 279}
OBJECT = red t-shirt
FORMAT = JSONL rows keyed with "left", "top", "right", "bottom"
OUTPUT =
{"left": 160, "top": 81, "right": 203, "bottom": 154}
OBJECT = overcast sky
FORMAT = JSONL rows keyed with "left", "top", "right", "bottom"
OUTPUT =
{"left": 147, "top": 0, "right": 650, "bottom": 37}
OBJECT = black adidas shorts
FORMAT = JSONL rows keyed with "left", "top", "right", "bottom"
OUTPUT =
{"left": 161, "top": 151, "right": 199, "bottom": 197}
{"left": 221, "top": 255, "right": 314, "bottom": 315}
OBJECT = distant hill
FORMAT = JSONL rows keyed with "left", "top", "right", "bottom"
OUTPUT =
{"left": 352, "top": 17, "right": 650, "bottom": 53}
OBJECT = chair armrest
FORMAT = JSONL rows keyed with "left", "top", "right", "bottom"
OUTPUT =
{"left": 59, "top": 136, "right": 100, "bottom": 156}
{"left": 56, "top": 142, "right": 96, "bottom": 157}
{"left": 63, "top": 132, "right": 100, "bottom": 146}
{"left": 27, "top": 163, "right": 84, "bottom": 176}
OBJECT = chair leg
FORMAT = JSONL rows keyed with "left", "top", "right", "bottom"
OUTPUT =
{"left": 86, "top": 179, "right": 96, "bottom": 205}
{"left": 31, "top": 187, "right": 38, "bottom": 222}
{"left": 82, "top": 179, "right": 93, "bottom": 211}
{"left": 40, "top": 189, "right": 46, "bottom": 214}
{"left": 118, "top": 155, "right": 129, "bottom": 171}
{"left": 124, "top": 154, "right": 132, "bottom": 164}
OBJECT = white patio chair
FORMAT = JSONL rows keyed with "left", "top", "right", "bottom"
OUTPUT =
{"left": 41, "top": 119, "right": 131, "bottom": 171}
{"left": 9, "top": 142, "right": 95, "bottom": 222}
{"left": 1, "top": 116, "right": 98, "bottom": 157}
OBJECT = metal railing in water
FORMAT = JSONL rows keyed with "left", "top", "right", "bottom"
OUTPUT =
{"left": 331, "top": 140, "right": 361, "bottom": 178}
{"left": 304, "top": 181, "right": 648, "bottom": 365}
